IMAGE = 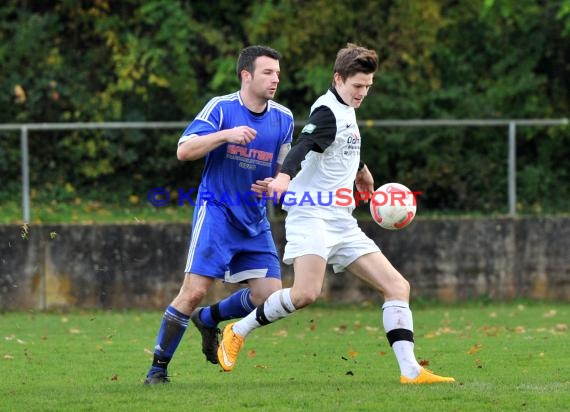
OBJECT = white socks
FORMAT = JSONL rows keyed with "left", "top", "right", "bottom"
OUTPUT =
{"left": 232, "top": 294, "right": 421, "bottom": 379}
{"left": 233, "top": 288, "right": 295, "bottom": 337}
{"left": 382, "top": 300, "right": 421, "bottom": 378}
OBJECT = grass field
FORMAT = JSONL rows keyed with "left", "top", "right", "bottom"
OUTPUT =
{"left": 1, "top": 302, "right": 569, "bottom": 411}
{"left": 0, "top": 199, "right": 192, "bottom": 225}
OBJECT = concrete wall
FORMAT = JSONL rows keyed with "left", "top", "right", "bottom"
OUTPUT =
{"left": 1, "top": 217, "right": 569, "bottom": 310}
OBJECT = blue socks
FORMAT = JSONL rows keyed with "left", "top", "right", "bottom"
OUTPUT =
{"left": 148, "top": 305, "right": 189, "bottom": 375}
{"left": 147, "top": 290, "right": 255, "bottom": 377}
{"left": 199, "top": 288, "right": 255, "bottom": 327}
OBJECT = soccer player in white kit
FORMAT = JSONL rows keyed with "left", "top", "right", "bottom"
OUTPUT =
{"left": 217, "top": 43, "right": 455, "bottom": 384}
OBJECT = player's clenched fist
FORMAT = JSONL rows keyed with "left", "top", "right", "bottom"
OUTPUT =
{"left": 227, "top": 126, "right": 257, "bottom": 145}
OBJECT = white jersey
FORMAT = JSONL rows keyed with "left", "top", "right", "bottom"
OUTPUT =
{"left": 284, "top": 89, "right": 361, "bottom": 213}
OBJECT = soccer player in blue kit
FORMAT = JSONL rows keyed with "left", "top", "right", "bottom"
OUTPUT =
{"left": 144, "top": 45, "right": 294, "bottom": 384}
{"left": 216, "top": 43, "right": 455, "bottom": 384}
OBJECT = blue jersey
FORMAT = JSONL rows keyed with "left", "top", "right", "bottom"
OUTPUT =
{"left": 179, "top": 92, "right": 294, "bottom": 236}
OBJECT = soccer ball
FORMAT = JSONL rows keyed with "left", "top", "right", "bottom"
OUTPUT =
{"left": 370, "top": 182, "right": 417, "bottom": 230}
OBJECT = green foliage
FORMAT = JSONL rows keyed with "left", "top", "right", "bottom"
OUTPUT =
{"left": 558, "top": 0, "right": 570, "bottom": 36}
{"left": 0, "top": 0, "right": 568, "bottom": 220}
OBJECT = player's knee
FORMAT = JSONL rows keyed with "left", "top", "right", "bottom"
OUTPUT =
{"left": 249, "top": 287, "right": 279, "bottom": 305}
{"left": 291, "top": 289, "right": 319, "bottom": 308}
{"left": 385, "top": 276, "right": 410, "bottom": 300}
{"left": 249, "top": 279, "right": 282, "bottom": 305}
{"left": 402, "top": 277, "right": 411, "bottom": 294}
{"left": 177, "top": 283, "right": 207, "bottom": 308}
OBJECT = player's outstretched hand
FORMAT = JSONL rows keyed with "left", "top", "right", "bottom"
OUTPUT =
{"left": 251, "top": 177, "right": 274, "bottom": 197}
{"left": 267, "top": 173, "right": 291, "bottom": 202}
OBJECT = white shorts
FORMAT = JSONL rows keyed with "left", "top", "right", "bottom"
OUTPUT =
{"left": 283, "top": 207, "right": 380, "bottom": 273}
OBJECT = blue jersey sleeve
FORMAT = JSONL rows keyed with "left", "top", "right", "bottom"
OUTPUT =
{"left": 179, "top": 97, "right": 224, "bottom": 144}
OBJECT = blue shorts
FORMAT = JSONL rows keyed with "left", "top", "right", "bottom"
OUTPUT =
{"left": 184, "top": 202, "right": 281, "bottom": 283}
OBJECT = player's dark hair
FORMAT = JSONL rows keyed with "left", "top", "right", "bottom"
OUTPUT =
{"left": 237, "top": 45, "right": 281, "bottom": 81}
{"left": 333, "top": 43, "right": 378, "bottom": 83}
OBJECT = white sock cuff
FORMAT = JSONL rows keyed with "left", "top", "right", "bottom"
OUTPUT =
{"left": 279, "top": 288, "right": 295, "bottom": 312}
{"left": 382, "top": 300, "right": 410, "bottom": 310}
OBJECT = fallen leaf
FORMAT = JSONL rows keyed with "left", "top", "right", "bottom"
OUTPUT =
{"left": 468, "top": 344, "right": 482, "bottom": 355}
{"left": 554, "top": 324, "right": 567, "bottom": 332}
{"left": 481, "top": 326, "right": 499, "bottom": 337}
{"left": 20, "top": 224, "right": 29, "bottom": 239}
{"left": 348, "top": 349, "right": 358, "bottom": 358}
{"left": 110, "top": 374, "right": 118, "bottom": 381}
{"left": 247, "top": 350, "right": 257, "bottom": 358}
{"left": 419, "top": 359, "right": 430, "bottom": 366}
{"left": 543, "top": 310, "right": 557, "bottom": 318}
{"left": 254, "top": 364, "right": 268, "bottom": 369}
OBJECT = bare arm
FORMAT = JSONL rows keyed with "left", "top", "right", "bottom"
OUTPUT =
{"left": 177, "top": 126, "right": 257, "bottom": 161}
{"left": 354, "top": 163, "right": 374, "bottom": 202}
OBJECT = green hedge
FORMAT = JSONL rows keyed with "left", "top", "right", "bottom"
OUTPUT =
{"left": 1, "top": 1, "right": 568, "bottom": 215}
